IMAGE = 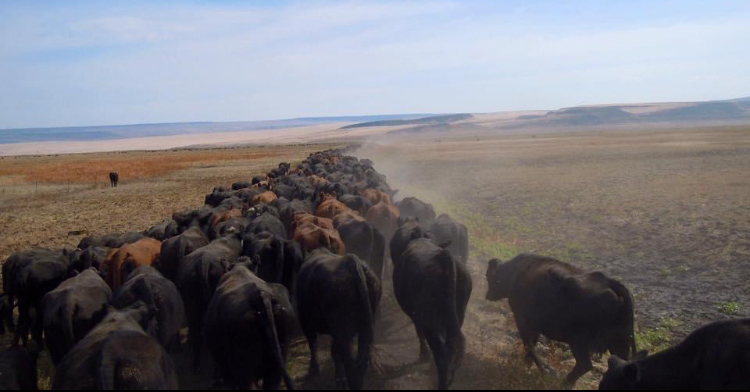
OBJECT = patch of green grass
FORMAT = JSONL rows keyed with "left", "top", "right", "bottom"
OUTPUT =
{"left": 719, "top": 302, "right": 742, "bottom": 316}
{"left": 635, "top": 318, "right": 681, "bottom": 353}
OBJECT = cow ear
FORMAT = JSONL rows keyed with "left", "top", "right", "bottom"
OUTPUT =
{"left": 607, "top": 356, "right": 627, "bottom": 370}
{"left": 623, "top": 363, "right": 641, "bottom": 383}
{"left": 488, "top": 259, "right": 500, "bottom": 273}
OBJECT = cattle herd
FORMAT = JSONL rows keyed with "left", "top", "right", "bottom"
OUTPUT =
{"left": 0, "top": 148, "right": 748, "bottom": 390}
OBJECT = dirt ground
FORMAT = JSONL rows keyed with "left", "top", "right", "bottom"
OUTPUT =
{"left": 1, "top": 126, "right": 748, "bottom": 390}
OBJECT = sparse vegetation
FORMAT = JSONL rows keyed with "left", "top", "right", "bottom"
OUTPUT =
{"left": 719, "top": 302, "right": 742, "bottom": 316}
{"left": 635, "top": 318, "right": 682, "bottom": 353}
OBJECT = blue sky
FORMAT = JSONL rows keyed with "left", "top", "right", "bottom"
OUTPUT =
{"left": 1, "top": 0, "right": 749, "bottom": 129}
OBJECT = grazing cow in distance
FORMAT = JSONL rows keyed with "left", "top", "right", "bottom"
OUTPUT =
{"left": 601, "top": 319, "right": 750, "bottom": 390}
{"left": 296, "top": 250, "right": 381, "bottom": 390}
{"left": 42, "top": 269, "right": 112, "bottom": 365}
{"left": 393, "top": 238, "right": 472, "bottom": 390}
{"left": 486, "top": 254, "right": 637, "bottom": 388}
{"left": 109, "top": 172, "right": 119, "bottom": 187}
{"left": 52, "top": 302, "right": 179, "bottom": 390}
{"left": 0, "top": 347, "right": 38, "bottom": 390}
{"left": 204, "top": 265, "right": 296, "bottom": 390}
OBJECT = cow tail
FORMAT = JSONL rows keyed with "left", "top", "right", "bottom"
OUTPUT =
{"left": 610, "top": 280, "right": 637, "bottom": 359}
{"left": 199, "top": 260, "right": 213, "bottom": 306}
{"left": 349, "top": 256, "right": 374, "bottom": 374}
{"left": 61, "top": 302, "right": 77, "bottom": 355}
{"left": 443, "top": 251, "right": 465, "bottom": 372}
{"left": 275, "top": 238, "right": 285, "bottom": 285}
{"left": 258, "top": 292, "right": 294, "bottom": 391}
{"left": 365, "top": 223, "right": 377, "bottom": 279}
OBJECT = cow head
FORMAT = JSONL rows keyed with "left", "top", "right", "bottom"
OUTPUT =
{"left": 600, "top": 356, "right": 642, "bottom": 390}
{"left": 485, "top": 259, "right": 511, "bottom": 301}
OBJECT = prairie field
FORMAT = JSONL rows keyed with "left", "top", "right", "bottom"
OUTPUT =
{"left": 1, "top": 126, "right": 749, "bottom": 390}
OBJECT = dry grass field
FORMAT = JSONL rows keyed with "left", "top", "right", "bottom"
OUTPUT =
{"left": 1, "top": 125, "right": 749, "bottom": 390}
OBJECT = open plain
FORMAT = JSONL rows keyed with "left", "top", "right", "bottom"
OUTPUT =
{"left": 1, "top": 125, "right": 749, "bottom": 389}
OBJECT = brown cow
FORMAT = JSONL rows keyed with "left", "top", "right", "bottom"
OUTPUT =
{"left": 292, "top": 214, "right": 335, "bottom": 234}
{"left": 252, "top": 191, "right": 278, "bottom": 205}
{"left": 100, "top": 238, "right": 162, "bottom": 291}
{"left": 362, "top": 188, "right": 392, "bottom": 206}
{"left": 333, "top": 210, "right": 365, "bottom": 229}
{"left": 209, "top": 208, "right": 243, "bottom": 231}
{"left": 366, "top": 200, "right": 400, "bottom": 241}
{"left": 293, "top": 222, "right": 345, "bottom": 256}
{"left": 316, "top": 195, "right": 351, "bottom": 220}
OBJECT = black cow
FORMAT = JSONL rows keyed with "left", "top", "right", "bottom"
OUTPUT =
{"left": 232, "top": 181, "right": 254, "bottom": 191}
{"left": 486, "top": 254, "right": 637, "bottom": 387}
{"left": 111, "top": 266, "right": 185, "bottom": 350}
{"left": 242, "top": 232, "right": 303, "bottom": 302}
{"left": 53, "top": 302, "right": 178, "bottom": 390}
{"left": 337, "top": 219, "right": 386, "bottom": 281}
{"left": 397, "top": 197, "right": 437, "bottom": 228}
{"left": 390, "top": 217, "right": 432, "bottom": 264}
{"left": 3, "top": 248, "right": 72, "bottom": 347}
{"left": 296, "top": 250, "right": 381, "bottom": 390}
{"left": 0, "top": 347, "right": 38, "bottom": 390}
{"left": 204, "top": 265, "right": 296, "bottom": 390}
{"left": 393, "top": 238, "right": 472, "bottom": 390}
{"left": 431, "top": 214, "right": 469, "bottom": 265}
{"left": 70, "top": 246, "right": 111, "bottom": 273}
{"left": 279, "top": 199, "right": 313, "bottom": 236}
{"left": 0, "top": 294, "right": 14, "bottom": 335}
{"left": 176, "top": 234, "right": 241, "bottom": 370}
{"left": 158, "top": 227, "right": 209, "bottom": 281}
{"left": 246, "top": 212, "right": 287, "bottom": 240}
{"left": 211, "top": 217, "right": 250, "bottom": 240}
{"left": 601, "top": 319, "right": 750, "bottom": 390}
{"left": 109, "top": 172, "right": 119, "bottom": 188}
{"left": 145, "top": 219, "right": 180, "bottom": 241}
{"left": 173, "top": 206, "right": 214, "bottom": 233}
{"left": 42, "top": 269, "right": 112, "bottom": 365}
{"left": 77, "top": 231, "right": 144, "bottom": 250}
{"left": 339, "top": 194, "right": 371, "bottom": 216}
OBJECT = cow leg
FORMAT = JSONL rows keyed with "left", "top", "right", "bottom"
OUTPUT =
{"left": 31, "top": 303, "right": 45, "bottom": 350}
{"left": 331, "top": 339, "right": 350, "bottom": 390}
{"left": 518, "top": 324, "right": 554, "bottom": 374}
{"left": 564, "top": 343, "right": 592, "bottom": 389}
{"left": 13, "top": 300, "right": 30, "bottom": 347}
{"left": 306, "top": 332, "right": 321, "bottom": 377}
{"left": 189, "top": 323, "right": 203, "bottom": 372}
{"left": 424, "top": 329, "right": 450, "bottom": 390}
{"left": 415, "top": 324, "right": 430, "bottom": 363}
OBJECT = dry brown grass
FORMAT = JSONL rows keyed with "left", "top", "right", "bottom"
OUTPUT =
{"left": 0, "top": 148, "right": 294, "bottom": 183}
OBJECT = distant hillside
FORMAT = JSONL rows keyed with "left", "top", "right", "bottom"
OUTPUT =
{"left": 0, "top": 114, "right": 429, "bottom": 144}
{"left": 515, "top": 100, "right": 750, "bottom": 128}
{"left": 341, "top": 114, "right": 474, "bottom": 129}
